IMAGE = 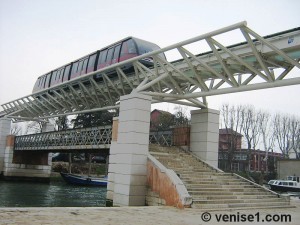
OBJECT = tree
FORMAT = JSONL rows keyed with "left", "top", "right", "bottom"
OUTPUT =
{"left": 273, "top": 114, "right": 292, "bottom": 158}
{"left": 289, "top": 116, "right": 300, "bottom": 159}
{"left": 24, "top": 121, "right": 43, "bottom": 134}
{"left": 55, "top": 116, "right": 70, "bottom": 131}
{"left": 258, "top": 111, "right": 275, "bottom": 172}
{"left": 173, "top": 105, "right": 190, "bottom": 127}
{"left": 72, "top": 110, "right": 118, "bottom": 128}
{"left": 240, "top": 105, "right": 261, "bottom": 171}
{"left": 220, "top": 104, "right": 243, "bottom": 171}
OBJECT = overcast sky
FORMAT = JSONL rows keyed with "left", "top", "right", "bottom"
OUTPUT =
{"left": 0, "top": 0, "right": 299, "bottom": 117}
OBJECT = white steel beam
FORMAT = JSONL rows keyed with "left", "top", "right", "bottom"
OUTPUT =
{"left": 1, "top": 21, "right": 300, "bottom": 120}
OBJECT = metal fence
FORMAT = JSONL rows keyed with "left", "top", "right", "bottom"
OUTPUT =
{"left": 149, "top": 130, "right": 173, "bottom": 146}
{"left": 14, "top": 125, "right": 112, "bottom": 151}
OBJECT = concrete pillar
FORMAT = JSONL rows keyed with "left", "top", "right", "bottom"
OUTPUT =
{"left": 108, "top": 93, "right": 151, "bottom": 206}
{"left": 0, "top": 118, "right": 11, "bottom": 173}
{"left": 106, "top": 117, "right": 119, "bottom": 206}
{"left": 190, "top": 109, "right": 219, "bottom": 168}
{"left": 3, "top": 135, "right": 52, "bottom": 182}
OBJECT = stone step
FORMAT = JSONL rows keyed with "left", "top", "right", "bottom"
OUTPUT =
{"left": 187, "top": 184, "right": 255, "bottom": 190}
{"left": 192, "top": 194, "right": 276, "bottom": 200}
{"left": 185, "top": 181, "right": 249, "bottom": 186}
{"left": 190, "top": 191, "right": 273, "bottom": 196}
{"left": 188, "top": 187, "right": 264, "bottom": 193}
{"left": 149, "top": 145, "right": 290, "bottom": 210}
{"left": 192, "top": 197, "right": 287, "bottom": 205}
{"left": 181, "top": 178, "right": 241, "bottom": 183}
{"left": 192, "top": 201, "right": 290, "bottom": 209}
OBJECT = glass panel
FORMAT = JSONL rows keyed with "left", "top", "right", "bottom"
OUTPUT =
{"left": 87, "top": 53, "right": 97, "bottom": 69}
{"left": 52, "top": 70, "right": 58, "bottom": 81}
{"left": 99, "top": 50, "right": 108, "bottom": 64}
{"left": 112, "top": 45, "right": 121, "bottom": 64}
{"left": 106, "top": 48, "right": 114, "bottom": 63}
{"left": 71, "top": 61, "right": 79, "bottom": 74}
{"left": 45, "top": 73, "right": 51, "bottom": 88}
{"left": 63, "top": 65, "right": 71, "bottom": 82}
{"left": 81, "top": 58, "right": 88, "bottom": 74}
{"left": 127, "top": 39, "right": 137, "bottom": 54}
{"left": 78, "top": 60, "right": 84, "bottom": 73}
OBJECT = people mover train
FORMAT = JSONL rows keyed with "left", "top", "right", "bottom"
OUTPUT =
{"left": 32, "top": 37, "right": 165, "bottom": 93}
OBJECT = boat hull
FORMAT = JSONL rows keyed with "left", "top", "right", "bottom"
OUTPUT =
{"left": 269, "top": 184, "right": 300, "bottom": 192}
{"left": 60, "top": 172, "right": 107, "bottom": 187}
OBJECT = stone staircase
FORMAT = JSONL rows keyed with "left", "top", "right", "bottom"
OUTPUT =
{"left": 149, "top": 144, "right": 290, "bottom": 210}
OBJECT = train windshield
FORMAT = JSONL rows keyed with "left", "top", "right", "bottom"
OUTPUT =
{"left": 134, "top": 38, "right": 166, "bottom": 60}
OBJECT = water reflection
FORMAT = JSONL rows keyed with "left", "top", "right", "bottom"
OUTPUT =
{"left": 0, "top": 180, "right": 106, "bottom": 207}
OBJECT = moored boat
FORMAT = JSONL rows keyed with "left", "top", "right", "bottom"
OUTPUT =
{"left": 268, "top": 176, "right": 300, "bottom": 192}
{"left": 60, "top": 172, "right": 107, "bottom": 187}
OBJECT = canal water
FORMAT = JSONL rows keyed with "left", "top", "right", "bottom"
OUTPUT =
{"left": 0, "top": 179, "right": 107, "bottom": 207}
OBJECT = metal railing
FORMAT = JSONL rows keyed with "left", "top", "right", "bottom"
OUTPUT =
{"left": 14, "top": 125, "right": 112, "bottom": 151}
{"left": 149, "top": 130, "right": 173, "bottom": 146}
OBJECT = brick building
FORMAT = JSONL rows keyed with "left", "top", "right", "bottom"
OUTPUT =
{"left": 218, "top": 129, "right": 283, "bottom": 172}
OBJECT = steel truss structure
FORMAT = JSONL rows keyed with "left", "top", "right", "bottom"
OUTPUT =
{"left": 2, "top": 21, "right": 300, "bottom": 121}
{"left": 149, "top": 130, "right": 173, "bottom": 146}
{"left": 14, "top": 126, "right": 112, "bottom": 151}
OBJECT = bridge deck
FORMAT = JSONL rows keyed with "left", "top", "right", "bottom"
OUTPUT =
{"left": 14, "top": 126, "right": 112, "bottom": 152}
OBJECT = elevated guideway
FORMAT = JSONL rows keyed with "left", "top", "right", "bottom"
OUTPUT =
{"left": 2, "top": 21, "right": 300, "bottom": 121}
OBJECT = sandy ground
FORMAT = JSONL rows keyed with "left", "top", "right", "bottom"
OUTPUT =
{"left": 0, "top": 199, "right": 299, "bottom": 225}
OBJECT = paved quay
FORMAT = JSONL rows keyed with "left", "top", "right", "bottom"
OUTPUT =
{"left": 0, "top": 199, "right": 299, "bottom": 225}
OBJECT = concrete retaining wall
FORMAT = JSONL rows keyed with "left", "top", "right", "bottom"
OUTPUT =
{"left": 147, "top": 154, "right": 192, "bottom": 208}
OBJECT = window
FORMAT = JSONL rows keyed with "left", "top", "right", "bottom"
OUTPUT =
{"left": 87, "top": 53, "right": 97, "bottom": 71}
{"left": 71, "top": 61, "right": 79, "bottom": 74}
{"left": 106, "top": 48, "right": 114, "bottom": 63}
{"left": 81, "top": 58, "right": 88, "bottom": 74}
{"left": 52, "top": 70, "right": 58, "bottom": 81}
{"left": 99, "top": 50, "right": 107, "bottom": 64}
{"left": 112, "top": 45, "right": 121, "bottom": 64}
{"left": 63, "top": 65, "right": 71, "bottom": 82}
{"left": 45, "top": 73, "right": 51, "bottom": 88}
{"left": 57, "top": 68, "right": 63, "bottom": 81}
{"left": 120, "top": 39, "right": 137, "bottom": 57}
{"left": 97, "top": 50, "right": 108, "bottom": 69}
{"left": 77, "top": 60, "right": 84, "bottom": 73}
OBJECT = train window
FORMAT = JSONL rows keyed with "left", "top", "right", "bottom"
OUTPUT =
{"left": 78, "top": 60, "right": 84, "bottom": 73}
{"left": 63, "top": 65, "right": 71, "bottom": 82}
{"left": 120, "top": 39, "right": 137, "bottom": 62}
{"left": 58, "top": 68, "right": 63, "bottom": 81}
{"left": 81, "top": 58, "right": 88, "bottom": 75}
{"left": 112, "top": 44, "right": 121, "bottom": 64}
{"left": 87, "top": 53, "right": 97, "bottom": 72}
{"left": 106, "top": 48, "right": 114, "bottom": 64}
{"left": 128, "top": 39, "right": 137, "bottom": 54}
{"left": 41, "top": 76, "right": 46, "bottom": 88}
{"left": 45, "top": 73, "right": 51, "bottom": 88}
{"left": 97, "top": 49, "right": 108, "bottom": 69}
{"left": 71, "top": 61, "right": 79, "bottom": 75}
{"left": 53, "top": 70, "right": 58, "bottom": 81}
